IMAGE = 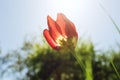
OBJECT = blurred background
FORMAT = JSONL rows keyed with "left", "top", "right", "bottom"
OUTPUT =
{"left": 0, "top": 0, "right": 120, "bottom": 80}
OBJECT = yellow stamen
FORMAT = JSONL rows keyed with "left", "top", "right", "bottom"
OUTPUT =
{"left": 56, "top": 36, "right": 67, "bottom": 46}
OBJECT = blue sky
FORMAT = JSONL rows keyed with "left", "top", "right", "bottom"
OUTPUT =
{"left": 0, "top": 0, "right": 120, "bottom": 55}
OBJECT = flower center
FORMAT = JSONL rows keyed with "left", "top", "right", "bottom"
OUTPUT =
{"left": 56, "top": 36, "right": 67, "bottom": 46}
{"left": 56, "top": 36, "right": 77, "bottom": 53}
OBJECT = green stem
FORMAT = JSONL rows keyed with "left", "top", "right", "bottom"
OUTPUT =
{"left": 71, "top": 51, "right": 93, "bottom": 80}
{"left": 110, "top": 60, "right": 120, "bottom": 79}
{"left": 71, "top": 52, "right": 85, "bottom": 72}
{"left": 85, "top": 57, "right": 93, "bottom": 80}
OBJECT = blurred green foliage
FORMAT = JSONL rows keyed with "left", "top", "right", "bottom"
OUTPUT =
{"left": 0, "top": 38, "right": 120, "bottom": 80}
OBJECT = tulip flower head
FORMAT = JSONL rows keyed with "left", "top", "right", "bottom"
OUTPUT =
{"left": 43, "top": 13, "right": 78, "bottom": 52}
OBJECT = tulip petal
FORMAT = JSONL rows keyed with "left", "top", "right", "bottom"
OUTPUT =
{"left": 43, "top": 29, "right": 60, "bottom": 50}
{"left": 56, "top": 13, "right": 78, "bottom": 38}
{"left": 47, "top": 16, "right": 62, "bottom": 42}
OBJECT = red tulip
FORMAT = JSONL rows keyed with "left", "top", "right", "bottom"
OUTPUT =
{"left": 43, "top": 13, "right": 78, "bottom": 51}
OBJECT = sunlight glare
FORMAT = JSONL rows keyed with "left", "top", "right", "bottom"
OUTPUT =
{"left": 50, "top": 0, "right": 84, "bottom": 15}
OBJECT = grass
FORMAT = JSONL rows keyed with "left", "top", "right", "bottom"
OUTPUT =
{"left": 98, "top": 1, "right": 120, "bottom": 79}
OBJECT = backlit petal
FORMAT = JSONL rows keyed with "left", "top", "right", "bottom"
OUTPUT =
{"left": 56, "top": 13, "right": 78, "bottom": 38}
{"left": 43, "top": 29, "right": 60, "bottom": 50}
{"left": 47, "top": 16, "right": 62, "bottom": 42}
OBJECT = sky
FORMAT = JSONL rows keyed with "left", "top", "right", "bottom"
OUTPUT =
{"left": 0, "top": 0, "right": 120, "bottom": 80}
{"left": 0, "top": 0, "right": 120, "bottom": 55}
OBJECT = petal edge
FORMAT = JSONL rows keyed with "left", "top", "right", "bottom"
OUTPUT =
{"left": 43, "top": 29, "right": 60, "bottom": 50}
